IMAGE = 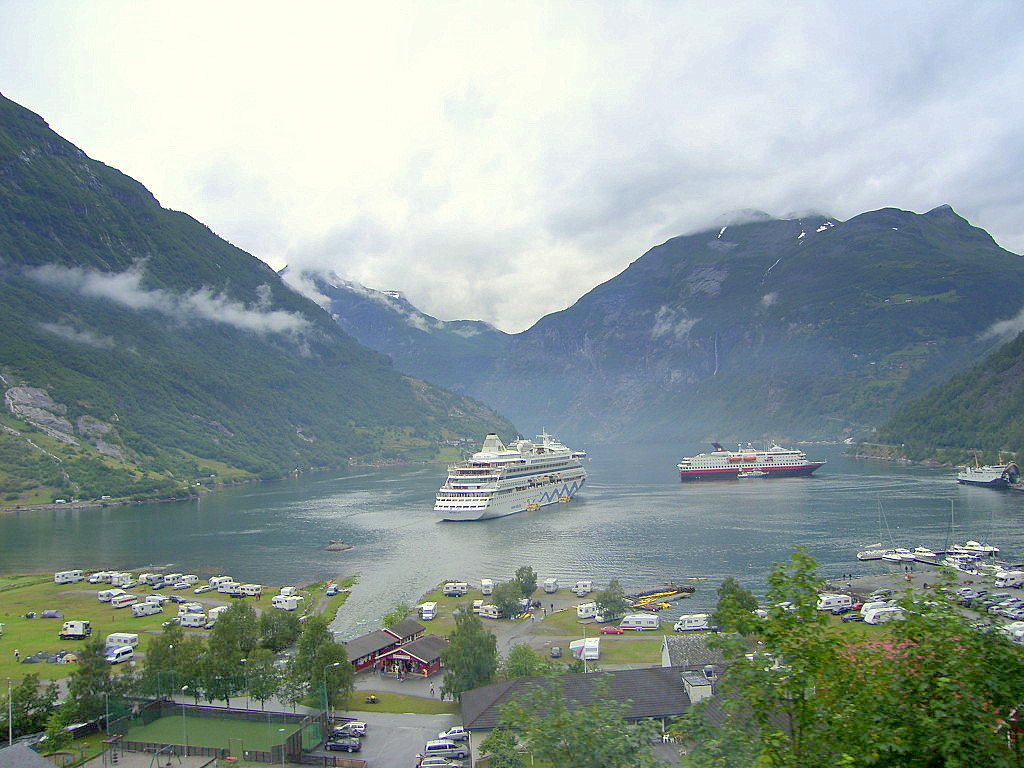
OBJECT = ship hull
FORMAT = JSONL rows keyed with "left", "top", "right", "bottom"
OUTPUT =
{"left": 679, "top": 463, "right": 824, "bottom": 482}
{"left": 438, "top": 477, "right": 585, "bottom": 521}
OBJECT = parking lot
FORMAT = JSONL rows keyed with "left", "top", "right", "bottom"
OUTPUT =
{"left": 308, "top": 711, "right": 464, "bottom": 768}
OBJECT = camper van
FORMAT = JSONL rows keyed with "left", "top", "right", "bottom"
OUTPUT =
{"left": 217, "top": 580, "right": 242, "bottom": 594}
{"left": 180, "top": 575, "right": 199, "bottom": 586}
{"left": 98, "top": 588, "right": 126, "bottom": 602}
{"left": 472, "top": 600, "right": 484, "bottom": 614}
{"left": 209, "top": 576, "right": 233, "bottom": 588}
{"left": 619, "top": 614, "right": 661, "bottom": 631}
{"left": 419, "top": 601, "right": 438, "bottom": 620}
{"left": 816, "top": 593, "right": 853, "bottom": 612}
{"left": 163, "top": 573, "right": 183, "bottom": 585}
{"left": 138, "top": 573, "right": 162, "bottom": 586}
{"left": 995, "top": 571, "right": 1024, "bottom": 589}
{"left": 178, "top": 612, "right": 207, "bottom": 628}
{"left": 569, "top": 637, "right": 600, "bottom": 660}
{"left": 88, "top": 571, "right": 114, "bottom": 584}
{"left": 59, "top": 620, "right": 92, "bottom": 639}
{"left": 105, "top": 633, "right": 139, "bottom": 649}
{"left": 442, "top": 582, "right": 469, "bottom": 596}
{"left": 572, "top": 581, "right": 593, "bottom": 597}
{"left": 478, "top": 605, "right": 500, "bottom": 619}
{"left": 54, "top": 570, "right": 84, "bottom": 584}
{"left": 863, "top": 606, "right": 904, "bottom": 624}
{"left": 104, "top": 646, "right": 134, "bottom": 664}
{"left": 205, "top": 606, "right": 228, "bottom": 626}
{"left": 576, "top": 602, "right": 599, "bottom": 619}
{"left": 480, "top": 578, "right": 494, "bottom": 595}
{"left": 109, "top": 573, "right": 134, "bottom": 587}
{"left": 131, "top": 602, "right": 162, "bottom": 617}
{"left": 674, "top": 614, "right": 714, "bottom": 632}
{"left": 278, "top": 586, "right": 297, "bottom": 597}
{"left": 111, "top": 594, "right": 139, "bottom": 609}
{"left": 240, "top": 584, "right": 262, "bottom": 597}
{"left": 543, "top": 578, "right": 559, "bottom": 594}
{"left": 271, "top": 595, "right": 301, "bottom": 611}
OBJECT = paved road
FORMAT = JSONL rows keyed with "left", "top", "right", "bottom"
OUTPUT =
{"left": 310, "top": 712, "right": 461, "bottom": 768}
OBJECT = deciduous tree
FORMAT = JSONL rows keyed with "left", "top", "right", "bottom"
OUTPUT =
{"left": 492, "top": 581, "right": 523, "bottom": 618}
{"left": 594, "top": 578, "right": 628, "bottom": 621}
{"left": 440, "top": 609, "right": 498, "bottom": 700}
{"left": 711, "top": 576, "right": 759, "bottom": 634}
{"left": 514, "top": 566, "right": 537, "bottom": 598}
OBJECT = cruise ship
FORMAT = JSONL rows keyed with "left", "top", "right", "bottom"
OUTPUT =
{"left": 677, "top": 442, "right": 825, "bottom": 481}
{"left": 436, "top": 432, "right": 587, "bottom": 521}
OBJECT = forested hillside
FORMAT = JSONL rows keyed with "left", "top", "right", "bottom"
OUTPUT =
{"left": 0, "top": 92, "right": 512, "bottom": 506}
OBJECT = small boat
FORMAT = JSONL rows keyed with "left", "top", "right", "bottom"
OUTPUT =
{"left": 857, "top": 544, "right": 887, "bottom": 561}
{"left": 882, "top": 548, "right": 915, "bottom": 562}
{"left": 737, "top": 469, "right": 769, "bottom": 479}
{"left": 949, "top": 540, "right": 1000, "bottom": 557}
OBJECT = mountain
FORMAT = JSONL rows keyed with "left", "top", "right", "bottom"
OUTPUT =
{"left": 0, "top": 92, "right": 512, "bottom": 506}
{"left": 870, "top": 328, "right": 1024, "bottom": 464}
{"left": 314, "top": 207, "right": 1024, "bottom": 444}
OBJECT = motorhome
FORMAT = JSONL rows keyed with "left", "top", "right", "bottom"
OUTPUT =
{"left": 207, "top": 606, "right": 228, "bottom": 623}
{"left": 419, "top": 601, "right": 438, "bottom": 620}
{"left": 480, "top": 578, "right": 493, "bottom": 595}
{"left": 576, "top": 602, "right": 599, "bottom": 619}
{"left": 53, "top": 570, "right": 84, "bottom": 584}
{"left": 816, "top": 593, "right": 853, "bottom": 612}
{"left": 478, "top": 605, "right": 500, "bottom": 619}
{"left": 88, "top": 571, "right": 114, "bottom": 584}
{"left": 442, "top": 582, "right": 469, "bottom": 596}
{"left": 472, "top": 600, "right": 484, "bottom": 614}
{"left": 104, "top": 646, "right": 134, "bottom": 664}
{"left": 995, "top": 571, "right": 1024, "bottom": 588}
{"left": 271, "top": 595, "right": 302, "bottom": 611}
{"left": 109, "top": 572, "right": 134, "bottom": 587}
{"left": 619, "top": 614, "right": 661, "bottom": 630}
{"left": 240, "top": 584, "right": 263, "bottom": 597}
{"left": 543, "top": 578, "right": 559, "bottom": 593}
{"left": 568, "top": 637, "right": 600, "bottom": 660}
{"left": 217, "top": 580, "right": 242, "bottom": 594}
{"left": 180, "top": 575, "right": 199, "bottom": 585}
{"left": 163, "top": 573, "right": 184, "bottom": 585}
{"left": 209, "top": 576, "right": 233, "bottom": 588}
{"left": 673, "top": 614, "right": 714, "bottom": 631}
{"left": 279, "top": 586, "right": 297, "bottom": 597}
{"left": 59, "top": 620, "right": 91, "bottom": 639}
{"left": 97, "top": 588, "right": 126, "bottom": 602}
{"left": 111, "top": 594, "right": 139, "bottom": 609}
{"left": 863, "top": 606, "right": 904, "bottom": 624}
{"left": 130, "top": 602, "right": 162, "bottom": 617}
{"left": 572, "top": 581, "right": 593, "bottom": 597}
{"left": 178, "top": 612, "right": 207, "bottom": 628}
{"left": 138, "top": 573, "right": 162, "bottom": 586}
{"left": 105, "top": 633, "right": 139, "bottom": 649}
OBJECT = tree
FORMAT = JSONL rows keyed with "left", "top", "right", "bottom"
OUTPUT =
{"left": 499, "top": 676, "right": 659, "bottom": 768}
{"left": 242, "top": 649, "right": 282, "bottom": 710}
{"left": 65, "top": 637, "right": 117, "bottom": 720}
{"left": 440, "top": 609, "right": 498, "bottom": 700}
{"left": 503, "top": 643, "right": 544, "bottom": 679}
{"left": 711, "top": 576, "right": 760, "bottom": 634}
{"left": 0, "top": 674, "right": 59, "bottom": 737}
{"left": 594, "top": 578, "right": 628, "bottom": 621}
{"left": 480, "top": 729, "right": 525, "bottom": 768}
{"left": 42, "top": 707, "right": 75, "bottom": 753}
{"left": 492, "top": 581, "right": 523, "bottom": 618}
{"left": 289, "top": 614, "right": 353, "bottom": 710}
{"left": 139, "top": 623, "right": 185, "bottom": 697}
{"left": 381, "top": 602, "right": 410, "bottom": 629}
{"left": 259, "top": 609, "right": 302, "bottom": 652}
{"left": 514, "top": 566, "right": 537, "bottom": 598}
{"left": 208, "top": 601, "right": 259, "bottom": 662}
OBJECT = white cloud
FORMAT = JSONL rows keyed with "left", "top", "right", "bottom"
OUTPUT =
{"left": 28, "top": 263, "right": 310, "bottom": 336}
{"left": 38, "top": 322, "right": 117, "bottom": 349}
{"left": 3, "top": 2, "right": 1024, "bottom": 332}
{"left": 980, "top": 305, "right": 1024, "bottom": 341}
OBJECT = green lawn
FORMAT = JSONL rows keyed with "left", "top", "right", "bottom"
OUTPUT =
{"left": 346, "top": 690, "right": 456, "bottom": 715}
{"left": 124, "top": 712, "right": 301, "bottom": 752}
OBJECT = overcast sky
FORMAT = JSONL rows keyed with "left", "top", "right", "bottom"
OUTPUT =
{"left": 3, "top": 2, "right": 1023, "bottom": 332}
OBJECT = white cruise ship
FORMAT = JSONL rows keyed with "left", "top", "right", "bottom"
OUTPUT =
{"left": 436, "top": 432, "right": 587, "bottom": 521}
{"left": 677, "top": 442, "right": 825, "bottom": 481}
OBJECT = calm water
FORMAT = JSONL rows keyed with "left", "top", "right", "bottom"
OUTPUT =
{"left": 2, "top": 443, "right": 1023, "bottom": 636}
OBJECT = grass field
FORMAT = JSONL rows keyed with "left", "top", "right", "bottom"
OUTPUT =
{"left": 347, "top": 690, "right": 457, "bottom": 714}
{"left": 124, "top": 712, "right": 302, "bottom": 752}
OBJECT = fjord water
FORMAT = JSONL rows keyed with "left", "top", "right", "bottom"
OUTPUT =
{"left": 2, "top": 443, "right": 1023, "bottom": 636}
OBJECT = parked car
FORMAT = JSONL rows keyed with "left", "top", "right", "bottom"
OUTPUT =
{"left": 830, "top": 606, "right": 853, "bottom": 615}
{"left": 549, "top": 646, "right": 561, "bottom": 658}
{"left": 169, "top": 595, "right": 186, "bottom": 603}
{"left": 841, "top": 613, "right": 865, "bottom": 622}
{"left": 600, "top": 625, "right": 624, "bottom": 634}
{"left": 332, "top": 722, "right": 367, "bottom": 737}
{"left": 437, "top": 727, "right": 469, "bottom": 742}
{"left": 417, "top": 759, "right": 462, "bottom": 768}
{"left": 325, "top": 738, "right": 360, "bottom": 753}
{"left": 172, "top": 581, "right": 190, "bottom": 590}
{"left": 194, "top": 585, "right": 213, "bottom": 594}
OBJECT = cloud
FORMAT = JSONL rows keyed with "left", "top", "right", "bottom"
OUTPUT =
{"left": 980, "top": 305, "right": 1024, "bottom": 341}
{"left": 38, "top": 322, "right": 117, "bottom": 349}
{"left": 28, "top": 262, "right": 311, "bottom": 336}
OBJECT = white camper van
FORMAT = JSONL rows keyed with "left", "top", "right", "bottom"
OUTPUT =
{"left": 576, "top": 602, "right": 599, "bottom": 619}
{"left": 240, "top": 584, "right": 262, "bottom": 597}
{"left": 54, "top": 570, "right": 84, "bottom": 584}
{"left": 163, "top": 573, "right": 183, "bottom": 586}
{"left": 271, "top": 595, "right": 301, "bottom": 611}
{"left": 419, "top": 601, "right": 438, "bottom": 620}
{"left": 674, "top": 614, "right": 713, "bottom": 632}
{"left": 178, "top": 612, "right": 207, "bottom": 628}
{"left": 109, "top": 573, "right": 134, "bottom": 587}
{"left": 478, "top": 605, "right": 500, "bottom": 619}
{"left": 138, "top": 573, "right": 162, "bottom": 586}
{"left": 572, "top": 581, "right": 593, "bottom": 597}
{"left": 569, "top": 637, "right": 600, "bottom": 660}
{"left": 816, "top": 594, "right": 853, "bottom": 612}
{"left": 619, "top": 614, "right": 660, "bottom": 630}
{"left": 131, "top": 602, "right": 162, "bottom": 617}
{"left": 995, "top": 571, "right": 1024, "bottom": 588}
{"left": 442, "top": 582, "right": 469, "bottom": 597}
{"left": 480, "top": 579, "right": 494, "bottom": 595}
{"left": 209, "top": 576, "right": 233, "bottom": 588}
{"left": 543, "top": 578, "right": 559, "bottom": 593}
{"left": 59, "top": 620, "right": 91, "bottom": 639}
{"left": 98, "top": 588, "right": 126, "bottom": 602}
{"left": 105, "top": 646, "right": 134, "bottom": 664}
{"left": 105, "top": 633, "right": 139, "bottom": 649}
{"left": 278, "top": 586, "right": 297, "bottom": 597}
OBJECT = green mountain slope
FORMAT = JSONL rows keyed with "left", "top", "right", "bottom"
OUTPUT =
{"left": 870, "top": 330, "right": 1024, "bottom": 463}
{"left": 0, "top": 92, "right": 512, "bottom": 505}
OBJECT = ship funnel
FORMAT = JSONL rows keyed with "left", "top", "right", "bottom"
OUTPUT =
{"left": 480, "top": 433, "right": 506, "bottom": 453}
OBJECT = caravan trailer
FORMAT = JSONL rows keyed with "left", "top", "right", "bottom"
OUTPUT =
{"left": 54, "top": 570, "right": 84, "bottom": 584}
{"left": 271, "top": 595, "right": 301, "bottom": 611}
{"left": 572, "top": 581, "right": 593, "bottom": 597}
{"left": 568, "top": 637, "right": 600, "bottom": 660}
{"left": 111, "top": 594, "right": 139, "bottom": 609}
{"left": 619, "top": 614, "right": 660, "bottom": 630}
{"left": 478, "top": 605, "right": 500, "bottom": 619}
{"left": 816, "top": 594, "right": 853, "bottom": 612}
{"left": 131, "top": 602, "right": 162, "bottom": 617}
{"left": 576, "top": 602, "right": 599, "bottom": 619}
{"left": 480, "top": 579, "right": 493, "bottom": 595}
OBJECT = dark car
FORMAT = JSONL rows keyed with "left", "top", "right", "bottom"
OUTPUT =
{"left": 169, "top": 595, "right": 186, "bottom": 603}
{"left": 830, "top": 606, "right": 852, "bottom": 615}
{"left": 550, "top": 646, "right": 562, "bottom": 658}
{"left": 150, "top": 582, "right": 166, "bottom": 590}
{"left": 325, "top": 738, "right": 361, "bottom": 753}
{"left": 841, "top": 613, "right": 865, "bottom": 622}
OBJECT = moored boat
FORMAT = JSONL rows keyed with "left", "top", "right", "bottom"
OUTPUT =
{"left": 677, "top": 442, "right": 825, "bottom": 481}
{"left": 956, "top": 462, "right": 1019, "bottom": 488}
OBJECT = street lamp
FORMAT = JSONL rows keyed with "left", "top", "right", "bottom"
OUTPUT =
{"left": 10, "top": 678, "right": 15, "bottom": 746}
{"left": 320, "top": 662, "right": 341, "bottom": 716}
{"left": 240, "top": 658, "right": 249, "bottom": 711}
{"left": 180, "top": 686, "right": 189, "bottom": 754}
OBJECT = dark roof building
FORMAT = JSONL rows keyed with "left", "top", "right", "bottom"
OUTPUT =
{"left": 384, "top": 619, "right": 425, "bottom": 644}
{"left": 661, "top": 633, "right": 728, "bottom": 670}
{"left": 378, "top": 634, "right": 448, "bottom": 677}
{"left": 461, "top": 666, "right": 695, "bottom": 731}
{"left": 0, "top": 744, "right": 54, "bottom": 768}
{"left": 343, "top": 629, "right": 400, "bottom": 671}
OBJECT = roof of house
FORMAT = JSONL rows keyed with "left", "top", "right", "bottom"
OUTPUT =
{"left": 385, "top": 619, "right": 425, "bottom": 641}
{"left": 460, "top": 666, "right": 693, "bottom": 730}
{"left": 343, "top": 629, "right": 398, "bottom": 661}
{"left": 381, "top": 633, "right": 447, "bottom": 664}
{"left": 661, "top": 634, "right": 728, "bottom": 669}
{"left": 0, "top": 744, "right": 55, "bottom": 768}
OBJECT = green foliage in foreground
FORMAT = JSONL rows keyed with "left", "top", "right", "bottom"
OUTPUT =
{"left": 712, "top": 576, "right": 760, "bottom": 635}
{"left": 440, "top": 609, "right": 498, "bottom": 700}
{"left": 686, "top": 550, "right": 1024, "bottom": 767}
